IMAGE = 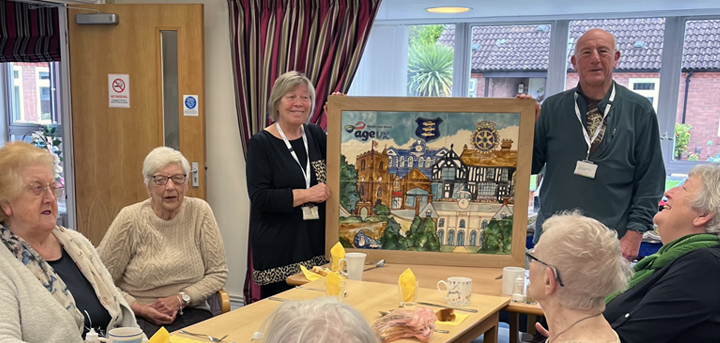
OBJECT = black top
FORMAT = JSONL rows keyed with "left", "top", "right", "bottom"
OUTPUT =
{"left": 604, "top": 246, "right": 720, "bottom": 343}
{"left": 48, "top": 248, "right": 111, "bottom": 338}
{"left": 246, "top": 124, "right": 328, "bottom": 286}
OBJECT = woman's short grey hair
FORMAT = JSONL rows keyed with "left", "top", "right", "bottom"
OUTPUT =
{"left": 537, "top": 211, "right": 633, "bottom": 312}
{"left": 689, "top": 164, "right": 720, "bottom": 235}
{"left": 267, "top": 71, "right": 316, "bottom": 122}
{"left": 259, "top": 297, "right": 378, "bottom": 343}
{"left": 142, "top": 147, "right": 190, "bottom": 186}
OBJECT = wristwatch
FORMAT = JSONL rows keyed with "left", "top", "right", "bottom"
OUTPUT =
{"left": 180, "top": 292, "right": 191, "bottom": 306}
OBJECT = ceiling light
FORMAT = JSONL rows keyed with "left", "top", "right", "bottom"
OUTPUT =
{"left": 425, "top": 6, "right": 472, "bottom": 14}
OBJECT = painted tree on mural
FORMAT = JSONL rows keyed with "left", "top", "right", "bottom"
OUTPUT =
{"left": 482, "top": 216, "right": 514, "bottom": 254}
{"left": 339, "top": 155, "right": 360, "bottom": 212}
{"left": 374, "top": 201, "right": 390, "bottom": 222}
{"left": 379, "top": 218, "right": 406, "bottom": 250}
{"left": 405, "top": 216, "right": 441, "bottom": 251}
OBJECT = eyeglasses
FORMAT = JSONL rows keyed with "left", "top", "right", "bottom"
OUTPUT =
{"left": 151, "top": 174, "right": 187, "bottom": 186}
{"left": 525, "top": 249, "right": 565, "bottom": 287}
{"left": 27, "top": 180, "right": 64, "bottom": 198}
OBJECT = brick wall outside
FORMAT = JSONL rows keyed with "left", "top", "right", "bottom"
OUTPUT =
{"left": 472, "top": 70, "right": 720, "bottom": 161}
{"left": 15, "top": 62, "right": 50, "bottom": 124}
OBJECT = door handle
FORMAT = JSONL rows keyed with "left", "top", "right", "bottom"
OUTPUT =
{"left": 191, "top": 162, "right": 199, "bottom": 188}
{"left": 660, "top": 132, "right": 673, "bottom": 141}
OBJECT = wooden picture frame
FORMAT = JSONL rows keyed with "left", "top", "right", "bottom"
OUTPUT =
{"left": 325, "top": 96, "right": 536, "bottom": 268}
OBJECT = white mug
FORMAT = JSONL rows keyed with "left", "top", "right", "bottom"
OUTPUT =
{"left": 107, "top": 327, "right": 143, "bottom": 343}
{"left": 437, "top": 276, "right": 472, "bottom": 307}
{"left": 338, "top": 252, "right": 367, "bottom": 280}
{"left": 502, "top": 266, "right": 525, "bottom": 295}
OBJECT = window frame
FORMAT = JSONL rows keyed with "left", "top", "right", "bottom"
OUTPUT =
{"left": 4, "top": 62, "right": 63, "bottom": 142}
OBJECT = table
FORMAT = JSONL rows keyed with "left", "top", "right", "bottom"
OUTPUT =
{"left": 287, "top": 263, "right": 543, "bottom": 343}
{"left": 173, "top": 278, "right": 509, "bottom": 343}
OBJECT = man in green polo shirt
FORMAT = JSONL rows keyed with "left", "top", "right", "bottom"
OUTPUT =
{"left": 531, "top": 28, "right": 665, "bottom": 261}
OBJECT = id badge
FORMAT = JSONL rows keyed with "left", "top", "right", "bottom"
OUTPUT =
{"left": 302, "top": 205, "right": 320, "bottom": 220}
{"left": 574, "top": 160, "right": 598, "bottom": 179}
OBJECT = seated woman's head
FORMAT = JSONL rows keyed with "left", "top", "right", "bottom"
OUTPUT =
{"left": 268, "top": 71, "right": 316, "bottom": 125}
{"left": 0, "top": 142, "right": 61, "bottom": 233}
{"left": 142, "top": 147, "right": 190, "bottom": 219}
{"left": 528, "top": 212, "right": 632, "bottom": 313}
{"left": 655, "top": 164, "right": 720, "bottom": 244}
{"left": 259, "top": 297, "right": 377, "bottom": 343}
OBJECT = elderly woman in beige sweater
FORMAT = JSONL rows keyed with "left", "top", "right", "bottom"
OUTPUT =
{"left": 98, "top": 147, "right": 228, "bottom": 336}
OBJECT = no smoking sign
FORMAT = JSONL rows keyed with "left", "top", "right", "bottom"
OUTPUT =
{"left": 112, "top": 78, "right": 125, "bottom": 93}
{"left": 108, "top": 74, "right": 130, "bottom": 108}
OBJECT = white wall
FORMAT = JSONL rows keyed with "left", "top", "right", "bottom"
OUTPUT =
{"left": 113, "top": 0, "right": 248, "bottom": 300}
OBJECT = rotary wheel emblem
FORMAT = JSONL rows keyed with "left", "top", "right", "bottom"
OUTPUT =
{"left": 471, "top": 121, "right": 499, "bottom": 152}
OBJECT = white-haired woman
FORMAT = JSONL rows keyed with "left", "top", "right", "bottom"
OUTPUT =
{"left": 98, "top": 147, "right": 228, "bottom": 336}
{"left": 0, "top": 142, "right": 139, "bottom": 342}
{"left": 246, "top": 71, "right": 332, "bottom": 298}
{"left": 260, "top": 297, "right": 378, "bottom": 343}
{"left": 527, "top": 212, "right": 632, "bottom": 343}
{"left": 604, "top": 164, "right": 720, "bottom": 343}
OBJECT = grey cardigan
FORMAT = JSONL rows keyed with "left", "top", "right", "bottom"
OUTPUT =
{"left": 0, "top": 229, "right": 139, "bottom": 343}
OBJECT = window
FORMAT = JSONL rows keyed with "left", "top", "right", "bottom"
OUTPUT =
{"left": 408, "top": 156, "right": 414, "bottom": 167}
{"left": 377, "top": 186, "right": 382, "bottom": 197}
{"left": 671, "top": 19, "right": 720, "bottom": 163}
{"left": 379, "top": 161, "right": 384, "bottom": 170}
{"left": 447, "top": 230, "right": 455, "bottom": 246}
{"left": 459, "top": 219, "right": 466, "bottom": 228}
{"left": 3, "top": 62, "right": 65, "bottom": 214}
{"left": 439, "top": 218, "right": 445, "bottom": 227}
{"left": 457, "top": 230, "right": 465, "bottom": 246}
{"left": 629, "top": 78, "right": 660, "bottom": 110}
{"left": 407, "top": 24, "right": 455, "bottom": 97}
{"left": 361, "top": 160, "right": 366, "bottom": 170}
{"left": 469, "top": 230, "right": 477, "bottom": 246}
{"left": 469, "top": 24, "right": 551, "bottom": 101}
{"left": 441, "top": 167, "right": 455, "bottom": 180}
{"left": 486, "top": 168, "right": 495, "bottom": 180}
{"left": 437, "top": 229, "right": 444, "bottom": 244}
{"left": 478, "top": 182, "right": 497, "bottom": 198}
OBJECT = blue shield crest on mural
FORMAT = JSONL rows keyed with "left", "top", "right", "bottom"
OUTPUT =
{"left": 415, "top": 117, "right": 443, "bottom": 142}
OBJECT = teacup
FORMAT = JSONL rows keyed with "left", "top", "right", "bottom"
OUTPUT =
{"left": 107, "top": 327, "right": 143, "bottom": 343}
{"left": 437, "top": 276, "right": 472, "bottom": 307}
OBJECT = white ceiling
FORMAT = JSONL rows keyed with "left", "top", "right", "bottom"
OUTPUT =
{"left": 375, "top": 0, "right": 720, "bottom": 22}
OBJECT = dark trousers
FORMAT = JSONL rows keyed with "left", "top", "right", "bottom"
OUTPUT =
{"left": 260, "top": 281, "right": 293, "bottom": 299}
{"left": 136, "top": 308, "right": 213, "bottom": 337}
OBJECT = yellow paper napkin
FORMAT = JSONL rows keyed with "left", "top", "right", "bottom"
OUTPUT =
{"left": 330, "top": 242, "right": 345, "bottom": 271}
{"left": 148, "top": 327, "right": 169, "bottom": 343}
{"left": 399, "top": 268, "right": 417, "bottom": 303}
{"left": 300, "top": 265, "right": 323, "bottom": 281}
{"left": 326, "top": 271, "right": 342, "bottom": 296}
{"left": 435, "top": 313, "right": 470, "bottom": 326}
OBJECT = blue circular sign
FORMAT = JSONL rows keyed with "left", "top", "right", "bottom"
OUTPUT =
{"left": 185, "top": 96, "right": 197, "bottom": 109}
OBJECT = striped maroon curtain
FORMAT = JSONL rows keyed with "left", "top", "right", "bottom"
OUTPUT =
{"left": 0, "top": 1, "right": 61, "bottom": 62}
{"left": 228, "top": 0, "right": 382, "bottom": 304}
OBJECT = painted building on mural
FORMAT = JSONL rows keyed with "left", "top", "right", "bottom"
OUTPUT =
{"left": 386, "top": 140, "right": 448, "bottom": 178}
{"left": 355, "top": 143, "right": 391, "bottom": 213}
{"left": 420, "top": 200, "right": 514, "bottom": 248}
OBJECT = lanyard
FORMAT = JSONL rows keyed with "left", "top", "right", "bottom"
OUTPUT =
{"left": 276, "top": 123, "right": 311, "bottom": 189}
{"left": 574, "top": 83, "right": 615, "bottom": 160}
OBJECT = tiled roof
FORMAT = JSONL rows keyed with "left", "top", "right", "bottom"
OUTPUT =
{"left": 437, "top": 19, "right": 720, "bottom": 72}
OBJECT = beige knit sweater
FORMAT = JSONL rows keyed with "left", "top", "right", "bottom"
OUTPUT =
{"left": 98, "top": 197, "right": 228, "bottom": 307}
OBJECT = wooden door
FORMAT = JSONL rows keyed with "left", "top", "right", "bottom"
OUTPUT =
{"left": 68, "top": 4, "right": 205, "bottom": 245}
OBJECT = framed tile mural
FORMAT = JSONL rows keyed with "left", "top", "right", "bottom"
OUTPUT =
{"left": 325, "top": 97, "right": 536, "bottom": 268}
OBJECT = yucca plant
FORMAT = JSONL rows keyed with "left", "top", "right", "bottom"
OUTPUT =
{"left": 407, "top": 44, "right": 454, "bottom": 97}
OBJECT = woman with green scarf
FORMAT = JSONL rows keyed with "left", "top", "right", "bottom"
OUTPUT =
{"left": 603, "top": 164, "right": 720, "bottom": 343}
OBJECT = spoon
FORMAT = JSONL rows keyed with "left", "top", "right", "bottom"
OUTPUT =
{"left": 363, "top": 259, "right": 385, "bottom": 272}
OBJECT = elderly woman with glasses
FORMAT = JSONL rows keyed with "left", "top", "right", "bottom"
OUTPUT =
{"left": 0, "top": 142, "right": 139, "bottom": 342}
{"left": 603, "top": 164, "right": 720, "bottom": 343}
{"left": 98, "top": 147, "right": 228, "bottom": 336}
{"left": 527, "top": 212, "right": 632, "bottom": 343}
